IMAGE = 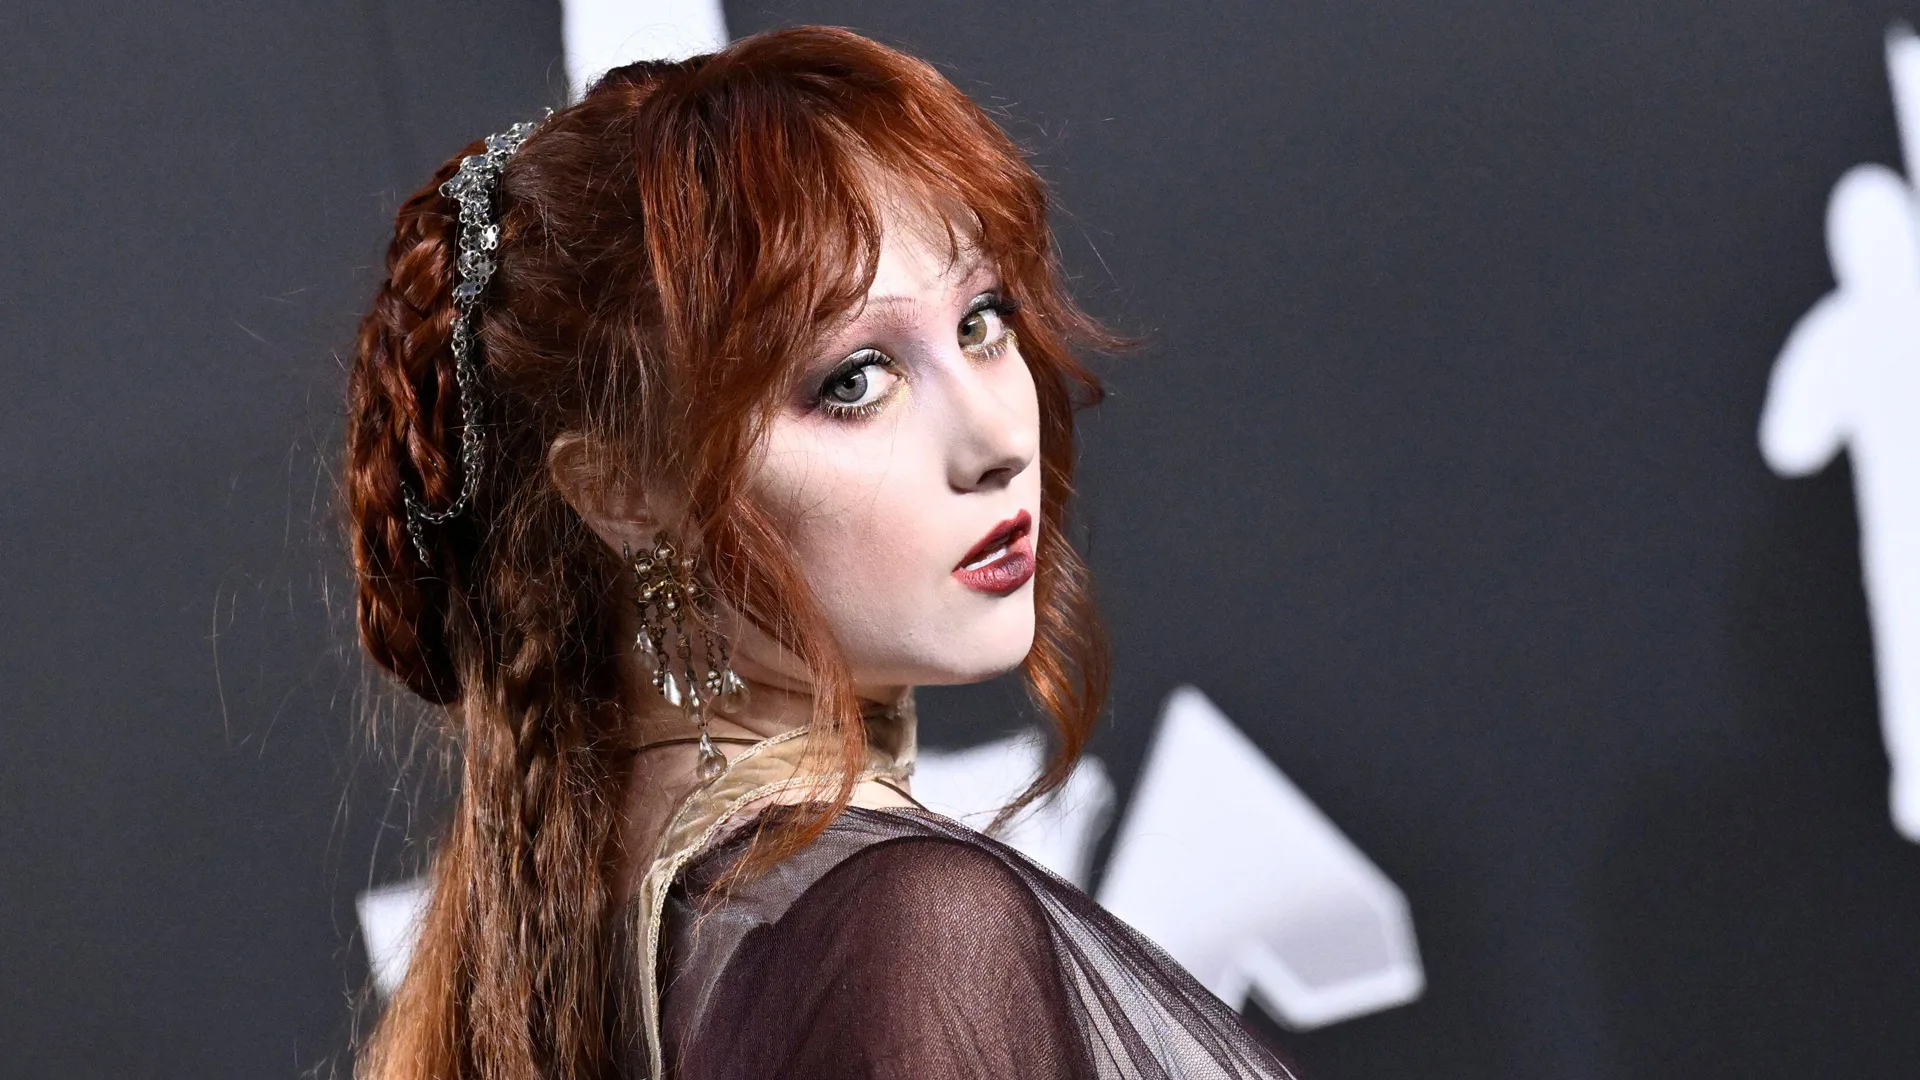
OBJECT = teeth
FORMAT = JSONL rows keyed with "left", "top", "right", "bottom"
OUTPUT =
{"left": 962, "top": 544, "right": 1009, "bottom": 572}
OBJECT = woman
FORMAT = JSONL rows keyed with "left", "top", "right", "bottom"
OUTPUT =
{"left": 347, "top": 25, "right": 1295, "bottom": 1080}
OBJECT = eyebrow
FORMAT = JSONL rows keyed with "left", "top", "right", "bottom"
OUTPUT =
{"left": 854, "top": 254, "right": 997, "bottom": 315}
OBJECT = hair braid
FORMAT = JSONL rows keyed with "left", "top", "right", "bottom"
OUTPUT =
{"left": 346, "top": 147, "right": 479, "bottom": 706}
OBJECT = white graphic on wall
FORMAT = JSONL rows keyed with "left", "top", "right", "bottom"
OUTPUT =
{"left": 1097, "top": 687, "right": 1425, "bottom": 1030}
{"left": 908, "top": 733, "right": 1115, "bottom": 890}
{"left": 1760, "top": 23, "right": 1920, "bottom": 842}
{"left": 358, "top": 687, "right": 1424, "bottom": 1029}
{"left": 357, "top": 877, "right": 431, "bottom": 998}
{"left": 560, "top": 0, "right": 728, "bottom": 100}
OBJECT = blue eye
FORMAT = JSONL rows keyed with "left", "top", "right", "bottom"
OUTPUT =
{"left": 814, "top": 349, "right": 899, "bottom": 418}
{"left": 825, "top": 364, "right": 877, "bottom": 405}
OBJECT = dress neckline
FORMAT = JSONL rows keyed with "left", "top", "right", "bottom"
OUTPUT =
{"left": 626, "top": 702, "right": 920, "bottom": 1079}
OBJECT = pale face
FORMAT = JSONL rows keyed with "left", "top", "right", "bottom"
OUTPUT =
{"left": 737, "top": 201, "right": 1042, "bottom": 696}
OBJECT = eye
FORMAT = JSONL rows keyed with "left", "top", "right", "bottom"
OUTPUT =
{"left": 813, "top": 349, "right": 900, "bottom": 419}
{"left": 959, "top": 292, "right": 1020, "bottom": 356}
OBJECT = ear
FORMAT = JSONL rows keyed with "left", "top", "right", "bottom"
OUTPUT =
{"left": 547, "top": 432, "right": 659, "bottom": 557}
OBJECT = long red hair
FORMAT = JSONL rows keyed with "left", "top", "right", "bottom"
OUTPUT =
{"left": 345, "top": 25, "right": 1110, "bottom": 1080}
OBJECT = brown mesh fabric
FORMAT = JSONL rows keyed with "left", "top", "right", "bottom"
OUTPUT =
{"left": 648, "top": 807, "right": 1299, "bottom": 1079}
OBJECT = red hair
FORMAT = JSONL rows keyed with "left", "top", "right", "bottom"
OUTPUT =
{"left": 346, "top": 25, "right": 1111, "bottom": 1080}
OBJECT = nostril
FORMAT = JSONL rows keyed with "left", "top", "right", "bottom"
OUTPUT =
{"left": 975, "top": 465, "right": 1016, "bottom": 491}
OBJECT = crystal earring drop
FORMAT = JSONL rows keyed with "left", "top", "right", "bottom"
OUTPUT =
{"left": 626, "top": 540, "right": 682, "bottom": 707}
{"left": 628, "top": 534, "right": 734, "bottom": 783}
{"left": 699, "top": 619, "right": 750, "bottom": 717}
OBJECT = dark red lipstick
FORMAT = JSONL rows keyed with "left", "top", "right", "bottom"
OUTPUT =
{"left": 953, "top": 510, "right": 1035, "bottom": 595}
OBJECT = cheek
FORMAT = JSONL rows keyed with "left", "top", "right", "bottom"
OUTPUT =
{"left": 747, "top": 409, "right": 1036, "bottom": 686}
{"left": 746, "top": 352, "right": 1045, "bottom": 685}
{"left": 750, "top": 420, "right": 942, "bottom": 629}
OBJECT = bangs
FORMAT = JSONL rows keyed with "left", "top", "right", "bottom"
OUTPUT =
{"left": 630, "top": 30, "right": 1056, "bottom": 388}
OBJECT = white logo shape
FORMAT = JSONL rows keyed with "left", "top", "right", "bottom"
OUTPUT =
{"left": 912, "top": 733, "right": 1115, "bottom": 890}
{"left": 356, "top": 878, "right": 432, "bottom": 999}
{"left": 1097, "top": 687, "right": 1424, "bottom": 1030}
{"left": 560, "top": 0, "right": 728, "bottom": 100}
{"left": 1760, "top": 24, "right": 1920, "bottom": 841}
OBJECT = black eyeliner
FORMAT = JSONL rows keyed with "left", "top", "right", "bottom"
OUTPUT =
{"left": 812, "top": 348, "right": 888, "bottom": 406}
{"left": 967, "top": 290, "right": 1020, "bottom": 317}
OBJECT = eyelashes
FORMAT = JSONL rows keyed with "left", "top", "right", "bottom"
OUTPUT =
{"left": 958, "top": 292, "right": 1020, "bottom": 359}
{"left": 810, "top": 291, "right": 1021, "bottom": 422}
{"left": 814, "top": 349, "right": 898, "bottom": 420}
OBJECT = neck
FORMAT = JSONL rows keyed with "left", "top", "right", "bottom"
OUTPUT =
{"left": 613, "top": 651, "right": 918, "bottom": 897}
{"left": 617, "top": 617, "right": 920, "bottom": 770}
{"left": 618, "top": 655, "right": 911, "bottom": 750}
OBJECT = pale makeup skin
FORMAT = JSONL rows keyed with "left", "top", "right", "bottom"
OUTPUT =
{"left": 553, "top": 192, "right": 1044, "bottom": 885}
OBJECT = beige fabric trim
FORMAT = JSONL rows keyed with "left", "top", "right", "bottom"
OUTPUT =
{"left": 630, "top": 716, "right": 917, "bottom": 1078}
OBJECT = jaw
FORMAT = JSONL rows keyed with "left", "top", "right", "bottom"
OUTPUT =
{"left": 870, "top": 586, "right": 1038, "bottom": 687}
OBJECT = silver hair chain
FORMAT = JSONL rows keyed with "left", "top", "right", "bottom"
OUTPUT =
{"left": 400, "top": 117, "right": 543, "bottom": 565}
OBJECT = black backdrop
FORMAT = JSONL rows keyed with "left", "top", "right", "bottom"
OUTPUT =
{"left": 5, "top": 1, "right": 1919, "bottom": 1076}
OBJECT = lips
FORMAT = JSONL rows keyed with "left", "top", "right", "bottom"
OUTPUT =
{"left": 953, "top": 510, "right": 1036, "bottom": 596}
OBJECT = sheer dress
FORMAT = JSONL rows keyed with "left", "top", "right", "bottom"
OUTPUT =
{"left": 625, "top": 721, "right": 1299, "bottom": 1080}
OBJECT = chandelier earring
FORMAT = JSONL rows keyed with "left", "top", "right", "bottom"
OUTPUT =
{"left": 625, "top": 533, "right": 750, "bottom": 782}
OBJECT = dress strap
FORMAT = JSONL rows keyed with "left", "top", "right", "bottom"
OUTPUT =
{"left": 870, "top": 774, "right": 925, "bottom": 809}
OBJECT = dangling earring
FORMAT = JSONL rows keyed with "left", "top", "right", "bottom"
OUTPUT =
{"left": 625, "top": 533, "right": 749, "bottom": 782}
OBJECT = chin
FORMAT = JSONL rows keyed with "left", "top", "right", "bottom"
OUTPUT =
{"left": 905, "top": 606, "right": 1037, "bottom": 686}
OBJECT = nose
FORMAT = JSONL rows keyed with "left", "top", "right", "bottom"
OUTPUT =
{"left": 944, "top": 359, "right": 1038, "bottom": 494}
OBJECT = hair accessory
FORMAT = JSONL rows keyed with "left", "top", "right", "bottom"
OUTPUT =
{"left": 400, "top": 116, "right": 543, "bottom": 564}
{"left": 625, "top": 534, "right": 751, "bottom": 782}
